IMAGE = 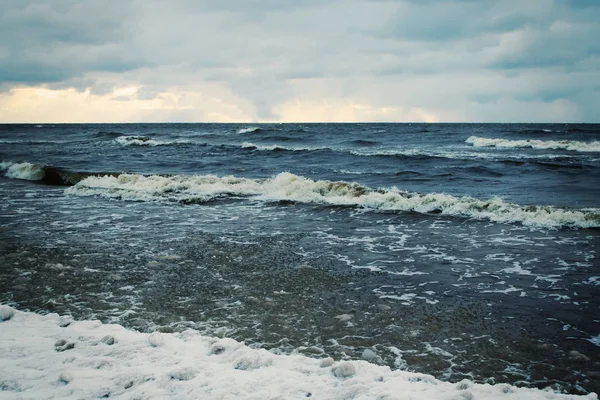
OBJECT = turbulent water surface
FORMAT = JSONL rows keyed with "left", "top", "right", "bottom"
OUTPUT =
{"left": 1, "top": 123, "right": 599, "bottom": 395}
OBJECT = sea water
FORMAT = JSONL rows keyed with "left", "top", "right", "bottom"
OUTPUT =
{"left": 1, "top": 123, "right": 599, "bottom": 396}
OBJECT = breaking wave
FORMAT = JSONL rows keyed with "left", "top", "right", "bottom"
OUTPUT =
{"left": 241, "top": 142, "right": 326, "bottom": 152}
{"left": 0, "top": 161, "right": 45, "bottom": 181}
{"left": 0, "top": 161, "right": 118, "bottom": 185}
{"left": 115, "top": 136, "right": 193, "bottom": 147}
{"left": 65, "top": 172, "right": 600, "bottom": 229}
{"left": 466, "top": 136, "right": 600, "bottom": 153}
{"left": 237, "top": 127, "right": 262, "bottom": 134}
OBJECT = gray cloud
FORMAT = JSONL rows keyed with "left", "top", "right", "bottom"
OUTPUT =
{"left": 0, "top": 0, "right": 145, "bottom": 84}
{"left": 1, "top": 0, "right": 599, "bottom": 121}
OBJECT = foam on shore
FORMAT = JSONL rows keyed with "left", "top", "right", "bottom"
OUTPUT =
{"left": 0, "top": 306, "right": 596, "bottom": 400}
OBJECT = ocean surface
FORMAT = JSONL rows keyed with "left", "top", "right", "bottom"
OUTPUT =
{"left": 1, "top": 123, "right": 599, "bottom": 395}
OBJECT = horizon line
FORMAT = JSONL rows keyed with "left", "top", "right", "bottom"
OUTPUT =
{"left": 0, "top": 121, "right": 598, "bottom": 125}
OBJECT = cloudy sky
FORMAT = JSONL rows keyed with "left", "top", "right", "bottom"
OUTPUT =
{"left": 1, "top": 0, "right": 599, "bottom": 122}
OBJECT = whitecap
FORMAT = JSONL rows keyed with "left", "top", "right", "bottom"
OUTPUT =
{"left": 0, "top": 162, "right": 45, "bottom": 181}
{"left": 65, "top": 172, "right": 600, "bottom": 229}
{"left": 114, "top": 136, "right": 193, "bottom": 147}
{"left": 237, "top": 127, "right": 262, "bottom": 134}
{"left": 241, "top": 142, "right": 325, "bottom": 152}
{"left": 241, "top": 142, "right": 286, "bottom": 151}
{"left": 466, "top": 136, "right": 600, "bottom": 153}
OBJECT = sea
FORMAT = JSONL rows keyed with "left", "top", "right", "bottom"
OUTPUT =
{"left": 1, "top": 123, "right": 599, "bottom": 395}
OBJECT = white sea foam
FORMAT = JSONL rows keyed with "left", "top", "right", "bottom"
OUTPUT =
{"left": 242, "top": 142, "right": 287, "bottom": 151}
{"left": 241, "top": 142, "right": 325, "bottom": 152}
{"left": 115, "top": 136, "right": 193, "bottom": 147}
{"left": 0, "top": 306, "right": 595, "bottom": 399}
{"left": 0, "top": 161, "right": 45, "bottom": 181}
{"left": 350, "top": 148, "right": 427, "bottom": 157}
{"left": 238, "top": 127, "right": 261, "bottom": 134}
{"left": 66, "top": 173, "right": 263, "bottom": 203}
{"left": 66, "top": 172, "right": 600, "bottom": 229}
{"left": 466, "top": 136, "right": 600, "bottom": 152}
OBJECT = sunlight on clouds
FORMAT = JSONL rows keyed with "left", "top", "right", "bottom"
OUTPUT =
{"left": 0, "top": 86, "right": 255, "bottom": 123}
{"left": 112, "top": 86, "right": 141, "bottom": 98}
{"left": 0, "top": 86, "right": 441, "bottom": 123}
{"left": 272, "top": 99, "right": 439, "bottom": 122}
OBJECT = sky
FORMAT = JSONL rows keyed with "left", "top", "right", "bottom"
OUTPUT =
{"left": 0, "top": 0, "right": 599, "bottom": 123}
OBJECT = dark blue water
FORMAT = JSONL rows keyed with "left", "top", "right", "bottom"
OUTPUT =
{"left": 1, "top": 123, "right": 599, "bottom": 394}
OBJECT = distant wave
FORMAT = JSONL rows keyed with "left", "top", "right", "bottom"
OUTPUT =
{"left": 345, "top": 139, "right": 380, "bottom": 146}
{"left": 236, "top": 126, "right": 308, "bottom": 135}
{"left": 0, "top": 139, "right": 65, "bottom": 145}
{"left": 466, "top": 136, "right": 600, "bottom": 153}
{"left": 349, "top": 148, "right": 446, "bottom": 160}
{"left": 241, "top": 142, "right": 326, "bottom": 152}
{"left": 258, "top": 135, "right": 298, "bottom": 142}
{"left": 516, "top": 128, "right": 555, "bottom": 135}
{"left": 97, "top": 131, "right": 124, "bottom": 137}
{"left": 65, "top": 171, "right": 600, "bottom": 229}
{"left": 566, "top": 126, "right": 600, "bottom": 134}
{"left": 237, "top": 127, "right": 262, "bottom": 134}
{"left": 241, "top": 142, "right": 287, "bottom": 151}
{"left": 115, "top": 136, "right": 193, "bottom": 147}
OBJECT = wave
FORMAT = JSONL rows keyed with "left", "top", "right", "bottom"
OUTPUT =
{"left": 65, "top": 171, "right": 600, "bottom": 229}
{"left": 237, "top": 126, "right": 309, "bottom": 135}
{"left": 115, "top": 136, "right": 193, "bottom": 147}
{"left": 241, "top": 142, "right": 287, "bottom": 152}
{"left": 350, "top": 149, "right": 445, "bottom": 160}
{"left": 0, "top": 161, "right": 118, "bottom": 185}
{"left": 0, "top": 139, "right": 65, "bottom": 145}
{"left": 258, "top": 135, "right": 299, "bottom": 142}
{"left": 97, "top": 131, "right": 124, "bottom": 137}
{"left": 345, "top": 139, "right": 380, "bottom": 146}
{"left": 0, "top": 161, "right": 45, "bottom": 181}
{"left": 466, "top": 136, "right": 600, "bottom": 153}
{"left": 241, "top": 142, "right": 326, "bottom": 152}
{"left": 515, "top": 128, "right": 556, "bottom": 135}
{"left": 237, "top": 127, "right": 262, "bottom": 134}
{"left": 566, "top": 126, "right": 600, "bottom": 134}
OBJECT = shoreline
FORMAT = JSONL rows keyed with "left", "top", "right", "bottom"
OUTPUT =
{"left": 1, "top": 305, "right": 597, "bottom": 400}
